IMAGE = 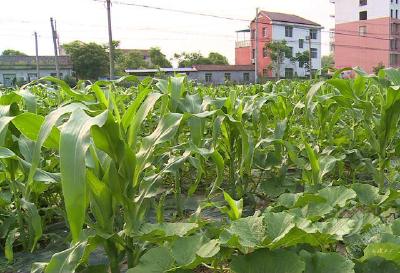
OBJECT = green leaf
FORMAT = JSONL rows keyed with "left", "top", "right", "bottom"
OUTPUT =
{"left": 127, "top": 247, "right": 174, "bottom": 273}
{"left": 139, "top": 223, "right": 198, "bottom": 239}
{"left": 60, "top": 109, "right": 108, "bottom": 241}
{"left": 170, "top": 234, "right": 204, "bottom": 267}
{"left": 352, "top": 183, "right": 380, "bottom": 205}
{"left": 196, "top": 239, "right": 220, "bottom": 259}
{"left": 5, "top": 228, "right": 17, "bottom": 263}
{"left": 226, "top": 215, "right": 265, "bottom": 248}
{"left": 222, "top": 191, "right": 243, "bottom": 220}
{"left": 44, "top": 240, "right": 88, "bottom": 273}
{"left": 361, "top": 243, "right": 400, "bottom": 265}
{"left": 230, "top": 249, "right": 305, "bottom": 273}
{"left": 21, "top": 198, "right": 43, "bottom": 252}
{"left": 301, "top": 251, "right": 355, "bottom": 273}
{"left": 263, "top": 211, "right": 295, "bottom": 243}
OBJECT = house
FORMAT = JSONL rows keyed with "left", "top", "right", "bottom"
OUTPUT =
{"left": 332, "top": 0, "right": 400, "bottom": 73}
{"left": 0, "top": 56, "right": 73, "bottom": 87}
{"left": 118, "top": 49, "right": 152, "bottom": 66}
{"left": 235, "top": 11, "right": 322, "bottom": 78}
{"left": 125, "top": 64, "right": 255, "bottom": 84}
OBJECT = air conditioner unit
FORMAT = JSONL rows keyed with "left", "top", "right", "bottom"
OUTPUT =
{"left": 251, "top": 58, "right": 255, "bottom": 64}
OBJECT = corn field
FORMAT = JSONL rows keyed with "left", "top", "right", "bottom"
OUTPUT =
{"left": 1, "top": 68, "right": 400, "bottom": 273}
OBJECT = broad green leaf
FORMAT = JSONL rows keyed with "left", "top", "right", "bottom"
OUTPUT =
{"left": 230, "top": 249, "right": 305, "bottom": 273}
{"left": 60, "top": 109, "right": 108, "bottom": 241}
{"left": 196, "top": 239, "right": 220, "bottom": 259}
{"left": 361, "top": 243, "right": 400, "bottom": 265}
{"left": 44, "top": 240, "right": 88, "bottom": 273}
{"left": 170, "top": 234, "right": 204, "bottom": 266}
{"left": 301, "top": 251, "right": 355, "bottom": 273}
{"left": 139, "top": 223, "right": 198, "bottom": 239}
{"left": 352, "top": 183, "right": 380, "bottom": 205}
{"left": 21, "top": 198, "right": 42, "bottom": 251}
{"left": 226, "top": 215, "right": 265, "bottom": 248}
{"left": 5, "top": 228, "right": 17, "bottom": 263}
{"left": 222, "top": 191, "right": 243, "bottom": 220}
{"left": 263, "top": 211, "right": 295, "bottom": 243}
{"left": 127, "top": 246, "right": 174, "bottom": 273}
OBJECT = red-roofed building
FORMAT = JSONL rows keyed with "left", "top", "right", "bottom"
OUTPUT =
{"left": 235, "top": 11, "right": 322, "bottom": 79}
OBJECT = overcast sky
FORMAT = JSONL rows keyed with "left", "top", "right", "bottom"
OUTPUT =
{"left": 0, "top": 0, "right": 334, "bottom": 63}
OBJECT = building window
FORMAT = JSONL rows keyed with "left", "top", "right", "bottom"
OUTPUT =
{"left": 359, "top": 26, "right": 367, "bottom": 36}
{"left": 285, "top": 26, "right": 293, "bottom": 37}
{"left": 392, "top": 23, "right": 399, "bottom": 34}
{"left": 243, "top": 72, "right": 250, "bottom": 82}
{"left": 390, "top": 54, "right": 399, "bottom": 66}
{"left": 205, "top": 73, "right": 212, "bottom": 83}
{"left": 28, "top": 73, "right": 38, "bottom": 81}
{"left": 251, "top": 29, "right": 255, "bottom": 39}
{"left": 392, "top": 9, "right": 394, "bottom": 18}
{"left": 285, "top": 68, "right": 294, "bottom": 79}
{"left": 391, "top": 39, "right": 398, "bottom": 50}
{"left": 224, "top": 73, "right": 231, "bottom": 81}
{"left": 3, "top": 74, "right": 16, "bottom": 87}
{"left": 310, "top": 29, "right": 318, "bottom": 39}
{"left": 359, "top": 0, "right": 367, "bottom": 6}
{"left": 299, "top": 39, "right": 304, "bottom": 48}
{"left": 359, "top": 11, "right": 368, "bottom": 20}
{"left": 310, "top": 48, "right": 318, "bottom": 59}
{"left": 286, "top": 47, "right": 293, "bottom": 58}
{"left": 263, "top": 68, "right": 268, "bottom": 76}
{"left": 263, "top": 27, "right": 268, "bottom": 37}
{"left": 263, "top": 47, "right": 268, "bottom": 57}
{"left": 252, "top": 48, "right": 256, "bottom": 59}
{"left": 397, "top": 10, "right": 399, "bottom": 19}
{"left": 299, "top": 61, "right": 304, "bottom": 68}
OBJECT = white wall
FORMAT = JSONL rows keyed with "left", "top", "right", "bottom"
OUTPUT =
{"left": 272, "top": 24, "right": 322, "bottom": 78}
{"left": 335, "top": 0, "right": 391, "bottom": 24}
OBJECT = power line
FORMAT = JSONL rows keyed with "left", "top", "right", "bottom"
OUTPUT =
{"left": 94, "top": 0, "right": 249, "bottom": 22}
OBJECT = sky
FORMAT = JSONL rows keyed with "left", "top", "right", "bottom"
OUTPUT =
{"left": 0, "top": 0, "right": 334, "bottom": 64}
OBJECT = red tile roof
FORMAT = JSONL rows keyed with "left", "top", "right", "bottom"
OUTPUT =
{"left": 193, "top": 64, "right": 255, "bottom": 71}
{"left": 259, "top": 11, "right": 321, "bottom": 26}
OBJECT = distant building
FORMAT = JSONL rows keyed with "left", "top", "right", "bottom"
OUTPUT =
{"left": 126, "top": 64, "right": 255, "bottom": 84}
{"left": 118, "top": 49, "right": 152, "bottom": 66}
{"left": 0, "top": 56, "right": 73, "bottom": 87}
{"left": 235, "top": 11, "right": 322, "bottom": 78}
{"left": 332, "top": 0, "right": 400, "bottom": 73}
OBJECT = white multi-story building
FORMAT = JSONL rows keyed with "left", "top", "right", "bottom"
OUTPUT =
{"left": 236, "top": 11, "right": 322, "bottom": 78}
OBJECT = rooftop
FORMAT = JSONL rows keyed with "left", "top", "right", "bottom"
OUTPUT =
{"left": 0, "top": 56, "right": 72, "bottom": 69}
{"left": 256, "top": 11, "right": 321, "bottom": 27}
{"left": 126, "top": 65, "right": 255, "bottom": 74}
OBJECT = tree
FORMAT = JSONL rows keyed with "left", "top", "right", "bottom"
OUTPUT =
{"left": 208, "top": 52, "right": 229, "bottom": 65}
{"left": 1, "top": 49, "right": 27, "bottom": 56}
{"left": 322, "top": 54, "right": 334, "bottom": 69}
{"left": 149, "top": 47, "right": 171, "bottom": 68}
{"left": 373, "top": 62, "right": 385, "bottom": 75}
{"left": 265, "top": 40, "right": 292, "bottom": 80}
{"left": 63, "top": 41, "right": 109, "bottom": 80}
{"left": 291, "top": 51, "right": 310, "bottom": 77}
{"left": 115, "top": 51, "right": 148, "bottom": 75}
{"left": 174, "top": 52, "right": 229, "bottom": 67}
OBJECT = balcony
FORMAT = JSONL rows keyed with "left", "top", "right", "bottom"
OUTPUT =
{"left": 236, "top": 40, "right": 251, "bottom": 48}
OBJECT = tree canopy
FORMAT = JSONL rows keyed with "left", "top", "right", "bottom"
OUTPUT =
{"left": 265, "top": 40, "right": 292, "bottom": 80}
{"left": 1, "top": 49, "right": 27, "bottom": 56}
{"left": 149, "top": 47, "right": 172, "bottom": 68}
{"left": 174, "top": 52, "right": 229, "bottom": 67}
{"left": 63, "top": 41, "right": 109, "bottom": 80}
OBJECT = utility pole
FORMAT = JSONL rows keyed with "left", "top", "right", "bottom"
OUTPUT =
{"left": 254, "top": 7, "right": 259, "bottom": 84}
{"left": 307, "top": 35, "right": 312, "bottom": 80}
{"left": 50, "top": 17, "right": 60, "bottom": 78}
{"left": 34, "top": 32, "right": 40, "bottom": 79}
{"left": 106, "top": 0, "right": 115, "bottom": 80}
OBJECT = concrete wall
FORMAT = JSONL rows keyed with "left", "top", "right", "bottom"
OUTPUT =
{"left": 0, "top": 68, "right": 73, "bottom": 86}
{"left": 272, "top": 24, "right": 322, "bottom": 78}
{"left": 335, "top": 17, "right": 392, "bottom": 72}
{"left": 335, "top": 0, "right": 391, "bottom": 24}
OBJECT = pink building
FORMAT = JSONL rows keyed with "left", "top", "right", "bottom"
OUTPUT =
{"left": 235, "top": 11, "right": 322, "bottom": 78}
{"left": 333, "top": 0, "right": 400, "bottom": 73}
